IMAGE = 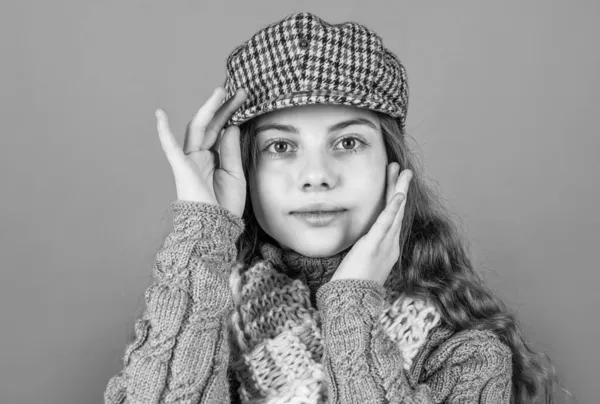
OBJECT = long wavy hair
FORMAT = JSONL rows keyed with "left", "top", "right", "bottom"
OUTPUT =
{"left": 233, "top": 110, "right": 572, "bottom": 404}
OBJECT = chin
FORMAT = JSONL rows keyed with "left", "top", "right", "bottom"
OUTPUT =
{"left": 283, "top": 236, "right": 350, "bottom": 258}
{"left": 259, "top": 213, "right": 358, "bottom": 258}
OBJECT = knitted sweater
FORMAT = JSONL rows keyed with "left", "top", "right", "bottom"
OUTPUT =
{"left": 104, "top": 201, "right": 513, "bottom": 403}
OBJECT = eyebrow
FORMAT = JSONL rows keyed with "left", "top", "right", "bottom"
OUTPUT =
{"left": 254, "top": 118, "right": 378, "bottom": 136}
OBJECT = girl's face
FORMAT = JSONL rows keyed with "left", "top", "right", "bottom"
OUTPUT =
{"left": 249, "top": 104, "right": 389, "bottom": 258}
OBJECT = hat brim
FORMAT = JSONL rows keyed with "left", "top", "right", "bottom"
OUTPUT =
{"left": 226, "top": 89, "right": 403, "bottom": 127}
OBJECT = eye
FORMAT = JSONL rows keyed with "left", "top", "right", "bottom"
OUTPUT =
{"left": 261, "top": 135, "right": 368, "bottom": 158}
{"left": 339, "top": 137, "right": 357, "bottom": 150}
{"left": 263, "top": 139, "right": 297, "bottom": 157}
{"left": 334, "top": 135, "right": 367, "bottom": 152}
{"left": 272, "top": 141, "right": 289, "bottom": 153}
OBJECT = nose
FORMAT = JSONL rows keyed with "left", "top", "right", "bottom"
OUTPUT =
{"left": 299, "top": 150, "right": 338, "bottom": 191}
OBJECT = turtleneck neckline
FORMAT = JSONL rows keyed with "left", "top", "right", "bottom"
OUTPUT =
{"left": 258, "top": 240, "right": 353, "bottom": 305}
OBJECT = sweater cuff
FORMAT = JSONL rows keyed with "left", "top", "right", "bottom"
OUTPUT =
{"left": 171, "top": 200, "right": 245, "bottom": 243}
{"left": 161, "top": 201, "right": 245, "bottom": 304}
{"left": 316, "top": 278, "right": 386, "bottom": 317}
{"left": 316, "top": 279, "right": 386, "bottom": 361}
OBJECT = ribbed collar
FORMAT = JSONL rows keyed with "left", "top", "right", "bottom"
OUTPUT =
{"left": 258, "top": 240, "right": 353, "bottom": 306}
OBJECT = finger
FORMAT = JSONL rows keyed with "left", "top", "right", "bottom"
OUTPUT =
{"left": 204, "top": 88, "right": 248, "bottom": 149}
{"left": 369, "top": 192, "right": 405, "bottom": 243}
{"left": 386, "top": 162, "right": 400, "bottom": 204}
{"left": 219, "top": 125, "right": 244, "bottom": 180}
{"left": 395, "top": 168, "right": 413, "bottom": 197}
{"left": 183, "top": 87, "right": 228, "bottom": 154}
{"left": 390, "top": 192, "right": 407, "bottom": 239}
{"left": 156, "top": 109, "right": 184, "bottom": 164}
{"left": 390, "top": 171, "right": 413, "bottom": 236}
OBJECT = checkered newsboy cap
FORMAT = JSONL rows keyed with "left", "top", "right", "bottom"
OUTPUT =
{"left": 223, "top": 12, "right": 409, "bottom": 131}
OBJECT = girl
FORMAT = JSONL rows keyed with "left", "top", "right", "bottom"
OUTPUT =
{"left": 105, "top": 12, "right": 568, "bottom": 404}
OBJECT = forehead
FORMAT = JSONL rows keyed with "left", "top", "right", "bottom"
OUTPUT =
{"left": 253, "top": 104, "right": 379, "bottom": 129}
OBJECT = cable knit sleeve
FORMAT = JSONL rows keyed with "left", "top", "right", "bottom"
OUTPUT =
{"left": 104, "top": 201, "right": 244, "bottom": 404}
{"left": 315, "top": 279, "right": 513, "bottom": 404}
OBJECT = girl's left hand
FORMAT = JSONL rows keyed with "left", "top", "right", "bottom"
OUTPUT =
{"left": 330, "top": 163, "right": 413, "bottom": 286}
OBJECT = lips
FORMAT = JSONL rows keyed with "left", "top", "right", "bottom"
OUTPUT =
{"left": 291, "top": 209, "right": 346, "bottom": 215}
{"left": 291, "top": 210, "right": 347, "bottom": 226}
{"left": 290, "top": 202, "right": 346, "bottom": 214}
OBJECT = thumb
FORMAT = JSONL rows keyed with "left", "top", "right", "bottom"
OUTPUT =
{"left": 219, "top": 125, "right": 244, "bottom": 180}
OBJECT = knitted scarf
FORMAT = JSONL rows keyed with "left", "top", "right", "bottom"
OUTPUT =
{"left": 227, "top": 241, "right": 441, "bottom": 403}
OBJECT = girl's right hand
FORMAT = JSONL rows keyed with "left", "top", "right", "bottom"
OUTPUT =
{"left": 155, "top": 87, "right": 248, "bottom": 219}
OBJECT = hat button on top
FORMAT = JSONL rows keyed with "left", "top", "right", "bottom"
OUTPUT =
{"left": 297, "top": 36, "right": 309, "bottom": 89}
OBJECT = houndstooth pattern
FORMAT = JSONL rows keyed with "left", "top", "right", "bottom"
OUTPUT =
{"left": 223, "top": 12, "right": 409, "bottom": 131}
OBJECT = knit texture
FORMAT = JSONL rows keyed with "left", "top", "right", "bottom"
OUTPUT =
{"left": 104, "top": 201, "right": 513, "bottom": 403}
{"left": 228, "top": 256, "right": 441, "bottom": 403}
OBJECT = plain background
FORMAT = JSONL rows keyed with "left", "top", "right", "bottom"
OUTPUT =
{"left": 1, "top": 1, "right": 597, "bottom": 403}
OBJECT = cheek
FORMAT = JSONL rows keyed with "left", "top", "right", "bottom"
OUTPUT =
{"left": 346, "top": 158, "right": 388, "bottom": 226}
{"left": 249, "top": 168, "right": 287, "bottom": 217}
{"left": 347, "top": 157, "right": 387, "bottom": 194}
